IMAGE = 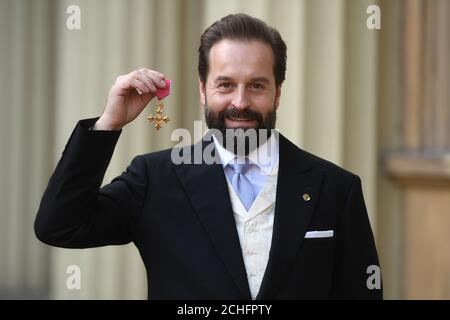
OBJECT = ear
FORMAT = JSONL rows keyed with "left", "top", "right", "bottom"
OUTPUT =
{"left": 274, "top": 85, "right": 282, "bottom": 110}
{"left": 199, "top": 79, "right": 206, "bottom": 106}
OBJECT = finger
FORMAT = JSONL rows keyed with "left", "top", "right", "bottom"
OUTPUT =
{"left": 125, "top": 77, "right": 150, "bottom": 95}
{"left": 142, "top": 69, "right": 167, "bottom": 89}
{"left": 136, "top": 70, "right": 158, "bottom": 93}
{"left": 142, "top": 69, "right": 165, "bottom": 81}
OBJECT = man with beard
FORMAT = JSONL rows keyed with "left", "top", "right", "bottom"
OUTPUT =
{"left": 35, "top": 14, "right": 382, "bottom": 300}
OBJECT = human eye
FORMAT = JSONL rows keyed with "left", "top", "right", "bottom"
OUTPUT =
{"left": 218, "top": 82, "right": 232, "bottom": 89}
{"left": 216, "top": 82, "right": 235, "bottom": 93}
{"left": 250, "top": 82, "right": 264, "bottom": 90}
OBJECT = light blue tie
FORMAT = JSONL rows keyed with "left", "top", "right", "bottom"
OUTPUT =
{"left": 228, "top": 163, "right": 256, "bottom": 211}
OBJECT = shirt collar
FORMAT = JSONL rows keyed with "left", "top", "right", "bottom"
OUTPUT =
{"left": 212, "top": 130, "right": 279, "bottom": 175}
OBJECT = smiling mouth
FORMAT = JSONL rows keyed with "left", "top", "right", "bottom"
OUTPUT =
{"left": 227, "top": 117, "right": 253, "bottom": 122}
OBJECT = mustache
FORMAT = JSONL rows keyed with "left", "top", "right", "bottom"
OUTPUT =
{"left": 219, "top": 107, "right": 263, "bottom": 122}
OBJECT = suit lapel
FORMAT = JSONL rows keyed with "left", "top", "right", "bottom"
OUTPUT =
{"left": 173, "top": 140, "right": 252, "bottom": 299}
{"left": 256, "top": 135, "right": 324, "bottom": 299}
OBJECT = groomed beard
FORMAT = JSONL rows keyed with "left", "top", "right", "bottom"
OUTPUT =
{"left": 204, "top": 99, "right": 277, "bottom": 156}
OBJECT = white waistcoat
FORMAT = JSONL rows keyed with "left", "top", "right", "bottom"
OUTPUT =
{"left": 225, "top": 172, "right": 278, "bottom": 299}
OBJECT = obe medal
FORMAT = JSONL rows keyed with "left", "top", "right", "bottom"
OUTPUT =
{"left": 147, "top": 79, "right": 171, "bottom": 130}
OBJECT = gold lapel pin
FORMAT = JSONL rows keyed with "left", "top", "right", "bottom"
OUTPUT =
{"left": 302, "top": 193, "right": 311, "bottom": 202}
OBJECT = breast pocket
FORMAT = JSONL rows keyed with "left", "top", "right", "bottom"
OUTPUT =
{"left": 300, "top": 236, "right": 336, "bottom": 273}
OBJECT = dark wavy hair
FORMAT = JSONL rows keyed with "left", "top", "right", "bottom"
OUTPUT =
{"left": 198, "top": 13, "right": 287, "bottom": 88}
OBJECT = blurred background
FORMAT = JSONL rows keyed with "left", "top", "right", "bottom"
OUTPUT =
{"left": 0, "top": 0, "right": 449, "bottom": 299}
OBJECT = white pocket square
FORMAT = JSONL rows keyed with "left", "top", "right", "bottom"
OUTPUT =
{"left": 304, "top": 230, "right": 334, "bottom": 238}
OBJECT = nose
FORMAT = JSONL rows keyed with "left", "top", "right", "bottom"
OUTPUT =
{"left": 231, "top": 86, "right": 249, "bottom": 110}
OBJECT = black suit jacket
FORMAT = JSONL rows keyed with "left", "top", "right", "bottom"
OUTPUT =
{"left": 35, "top": 118, "right": 382, "bottom": 299}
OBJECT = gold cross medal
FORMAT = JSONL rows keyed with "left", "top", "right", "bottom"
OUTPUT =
{"left": 147, "top": 79, "right": 171, "bottom": 130}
